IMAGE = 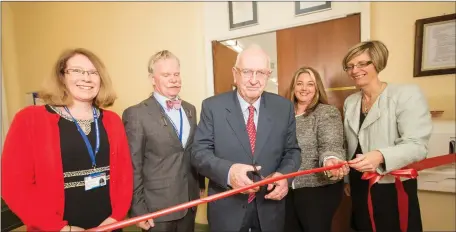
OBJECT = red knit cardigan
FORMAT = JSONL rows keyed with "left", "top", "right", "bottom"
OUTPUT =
{"left": 1, "top": 106, "right": 133, "bottom": 231}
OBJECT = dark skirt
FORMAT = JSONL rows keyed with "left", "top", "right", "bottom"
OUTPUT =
{"left": 285, "top": 181, "right": 344, "bottom": 232}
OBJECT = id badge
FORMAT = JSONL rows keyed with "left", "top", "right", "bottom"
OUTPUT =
{"left": 84, "top": 172, "right": 107, "bottom": 191}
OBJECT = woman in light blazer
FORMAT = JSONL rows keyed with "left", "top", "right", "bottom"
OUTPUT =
{"left": 342, "top": 40, "right": 432, "bottom": 232}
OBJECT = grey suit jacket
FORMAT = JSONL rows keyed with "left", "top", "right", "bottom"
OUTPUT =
{"left": 344, "top": 83, "right": 432, "bottom": 184}
{"left": 191, "top": 90, "right": 302, "bottom": 232}
{"left": 122, "top": 96, "right": 202, "bottom": 222}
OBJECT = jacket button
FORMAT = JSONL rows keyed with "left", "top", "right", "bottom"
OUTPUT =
{"left": 242, "top": 204, "right": 246, "bottom": 209}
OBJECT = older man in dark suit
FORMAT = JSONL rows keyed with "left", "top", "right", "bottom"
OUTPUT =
{"left": 122, "top": 50, "right": 205, "bottom": 232}
{"left": 191, "top": 45, "right": 302, "bottom": 232}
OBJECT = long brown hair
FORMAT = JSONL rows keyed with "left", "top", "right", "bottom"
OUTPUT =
{"left": 287, "top": 66, "right": 328, "bottom": 114}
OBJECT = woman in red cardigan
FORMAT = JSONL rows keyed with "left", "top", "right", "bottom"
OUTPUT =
{"left": 1, "top": 48, "right": 133, "bottom": 231}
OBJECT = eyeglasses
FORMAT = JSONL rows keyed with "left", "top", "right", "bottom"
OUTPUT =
{"left": 343, "top": 61, "right": 373, "bottom": 72}
{"left": 65, "top": 68, "right": 99, "bottom": 77}
{"left": 235, "top": 67, "right": 271, "bottom": 80}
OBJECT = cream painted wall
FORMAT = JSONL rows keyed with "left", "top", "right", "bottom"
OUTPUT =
{"left": 4, "top": 2, "right": 206, "bottom": 117}
{"left": 1, "top": 3, "right": 23, "bottom": 126}
{"left": 418, "top": 190, "right": 456, "bottom": 231}
{"left": 371, "top": 2, "right": 456, "bottom": 121}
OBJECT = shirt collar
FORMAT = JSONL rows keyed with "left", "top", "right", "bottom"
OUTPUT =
{"left": 236, "top": 91, "right": 261, "bottom": 112}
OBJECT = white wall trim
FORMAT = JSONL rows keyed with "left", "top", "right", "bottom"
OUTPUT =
{"left": 204, "top": 2, "right": 371, "bottom": 98}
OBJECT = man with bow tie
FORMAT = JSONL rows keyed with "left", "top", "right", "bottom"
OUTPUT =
{"left": 122, "top": 50, "right": 205, "bottom": 232}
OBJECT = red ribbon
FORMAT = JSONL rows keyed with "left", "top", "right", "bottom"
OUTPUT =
{"left": 88, "top": 163, "right": 346, "bottom": 231}
{"left": 89, "top": 153, "right": 455, "bottom": 232}
{"left": 361, "top": 153, "right": 456, "bottom": 232}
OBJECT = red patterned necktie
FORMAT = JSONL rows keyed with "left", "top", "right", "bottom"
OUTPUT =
{"left": 166, "top": 99, "right": 181, "bottom": 111}
{"left": 247, "top": 105, "right": 256, "bottom": 203}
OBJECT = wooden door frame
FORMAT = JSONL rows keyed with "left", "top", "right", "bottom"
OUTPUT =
{"left": 204, "top": 3, "right": 371, "bottom": 97}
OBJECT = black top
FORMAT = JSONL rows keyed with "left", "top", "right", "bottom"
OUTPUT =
{"left": 45, "top": 105, "right": 112, "bottom": 229}
{"left": 353, "top": 107, "right": 366, "bottom": 158}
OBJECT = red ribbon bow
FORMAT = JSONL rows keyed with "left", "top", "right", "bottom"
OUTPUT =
{"left": 361, "top": 169, "right": 418, "bottom": 232}
{"left": 361, "top": 153, "right": 456, "bottom": 232}
{"left": 166, "top": 99, "right": 181, "bottom": 110}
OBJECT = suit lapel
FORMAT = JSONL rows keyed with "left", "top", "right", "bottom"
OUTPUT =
{"left": 359, "top": 102, "right": 381, "bottom": 131}
{"left": 181, "top": 101, "right": 195, "bottom": 149}
{"left": 347, "top": 92, "right": 361, "bottom": 134}
{"left": 359, "top": 87, "right": 388, "bottom": 131}
{"left": 254, "top": 96, "right": 273, "bottom": 158}
{"left": 146, "top": 96, "right": 183, "bottom": 148}
{"left": 226, "top": 91, "right": 253, "bottom": 158}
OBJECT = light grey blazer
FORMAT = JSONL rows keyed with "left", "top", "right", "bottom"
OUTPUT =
{"left": 344, "top": 83, "right": 432, "bottom": 184}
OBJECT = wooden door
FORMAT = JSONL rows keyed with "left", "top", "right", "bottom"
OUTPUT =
{"left": 277, "top": 14, "right": 361, "bottom": 232}
{"left": 212, "top": 41, "right": 238, "bottom": 95}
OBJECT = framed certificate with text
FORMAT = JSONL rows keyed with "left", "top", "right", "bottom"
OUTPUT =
{"left": 414, "top": 13, "right": 456, "bottom": 77}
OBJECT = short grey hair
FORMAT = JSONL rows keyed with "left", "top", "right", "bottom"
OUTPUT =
{"left": 147, "top": 50, "right": 180, "bottom": 74}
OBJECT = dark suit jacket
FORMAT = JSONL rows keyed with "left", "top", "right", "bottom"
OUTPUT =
{"left": 122, "top": 96, "right": 205, "bottom": 222}
{"left": 191, "top": 91, "right": 302, "bottom": 232}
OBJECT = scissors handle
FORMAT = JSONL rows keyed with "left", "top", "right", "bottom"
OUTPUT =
{"left": 251, "top": 165, "right": 278, "bottom": 186}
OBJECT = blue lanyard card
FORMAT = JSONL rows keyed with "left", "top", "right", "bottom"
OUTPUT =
{"left": 84, "top": 172, "right": 106, "bottom": 191}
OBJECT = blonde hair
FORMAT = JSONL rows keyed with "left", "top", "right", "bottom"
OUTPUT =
{"left": 288, "top": 66, "right": 328, "bottom": 113}
{"left": 38, "top": 48, "right": 117, "bottom": 108}
{"left": 342, "top": 40, "right": 389, "bottom": 73}
{"left": 148, "top": 50, "right": 180, "bottom": 74}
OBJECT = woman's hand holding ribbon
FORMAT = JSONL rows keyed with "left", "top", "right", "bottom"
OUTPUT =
{"left": 349, "top": 150, "right": 385, "bottom": 173}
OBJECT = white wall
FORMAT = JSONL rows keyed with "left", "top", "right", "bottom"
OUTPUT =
{"left": 203, "top": 1, "right": 371, "bottom": 97}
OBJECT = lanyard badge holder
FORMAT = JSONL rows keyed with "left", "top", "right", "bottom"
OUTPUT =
{"left": 64, "top": 106, "right": 106, "bottom": 191}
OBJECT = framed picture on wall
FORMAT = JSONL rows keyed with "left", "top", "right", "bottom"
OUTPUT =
{"left": 413, "top": 13, "right": 456, "bottom": 77}
{"left": 295, "top": 2, "right": 331, "bottom": 16}
{"left": 228, "top": 1, "right": 258, "bottom": 30}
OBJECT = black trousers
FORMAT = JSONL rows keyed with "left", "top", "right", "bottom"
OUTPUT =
{"left": 349, "top": 168, "right": 423, "bottom": 232}
{"left": 239, "top": 199, "right": 261, "bottom": 232}
{"left": 143, "top": 209, "right": 196, "bottom": 232}
{"left": 285, "top": 181, "right": 343, "bottom": 232}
